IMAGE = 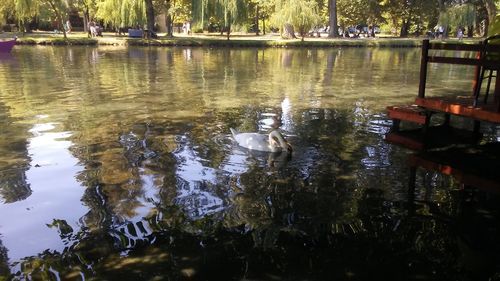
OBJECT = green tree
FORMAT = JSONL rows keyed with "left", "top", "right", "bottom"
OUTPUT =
{"left": 382, "top": 0, "right": 438, "bottom": 37}
{"left": 14, "top": 0, "right": 38, "bottom": 32}
{"left": 0, "top": 0, "right": 15, "bottom": 25}
{"left": 271, "top": 0, "right": 321, "bottom": 40}
{"left": 192, "top": 0, "right": 247, "bottom": 40}
{"left": 448, "top": 3, "right": 476, "bottom": 37}
{"left": 96, "top": 0, "right": 146, "bottom": 30}
{"left": 46, "top": 0, "right": 69, "bottom": 38}
{"left": 74, "top": 0, "right": 97, "bottom": 33}
{"left": 483, "top": 0, "right": 497, "bottom": 34}
{"left": 155, "top": 0, "right": 191, "bottom": 37}
{"left": 15, "top": 0, "right": 69, "bottom": 38}
{"left": 251, "top": 0, "right": 274, "bottom": 34}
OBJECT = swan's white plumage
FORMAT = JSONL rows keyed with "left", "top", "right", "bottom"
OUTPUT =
{"left": 230, "top": 128, "right": 291, "bottom": 153}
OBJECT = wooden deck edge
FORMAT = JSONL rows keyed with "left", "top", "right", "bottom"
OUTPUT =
{"left": 415, "top": 97, "right": 500, "bottom": 124}
{"left": 385, "top": 132, "right": 425, "bottom": 150}
{"left": 387, "top": 105, "right": 428, "bottom": 124}
{"left": 408, "top": 154, "right": 500, "bottom": 192}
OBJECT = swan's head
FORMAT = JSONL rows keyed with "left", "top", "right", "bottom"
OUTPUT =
{"left": 269, "top": 130, "right": 292, "bottom": 153}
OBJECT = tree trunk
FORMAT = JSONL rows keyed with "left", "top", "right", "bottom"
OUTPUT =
{"left": 483, "top": 0, "right": 497, "bottom": 35}
{"left": 400, "top": 20, "right": 409, "bottom": 37}
{"left": 467, "top": 25, "right": 473, "bottom": 38}
{"left": 263, "top": 18, "right": 266, "bottom": 35}
{"left": 164, "top": 0, "right": 173, "bottom": 37}
{"left": 83, "top": 7, "right": 89, "bottom": 33}
{"left": 145, "top": 0, "right": 155, "bottom": 37}
{"left": 328, "top": 0, "right": 338, "bottom": 37}
{"left": 227, "top": 22, "right": 231, "bottom": 40}
{"left": 282, "top": 23, "right": 296, "bottom": 39}
{"left": 255, "top": 6, "right": 260, "bottom": 35}
{"left": 47, "top": 0, "right": 66, "bottom": 39}
{"left": 165, "top": 15, "right": 173, "bottom": 37}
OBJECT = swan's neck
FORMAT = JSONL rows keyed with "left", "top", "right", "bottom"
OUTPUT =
{"left": 269, "top": 131, "right": 290, "bottom": 152}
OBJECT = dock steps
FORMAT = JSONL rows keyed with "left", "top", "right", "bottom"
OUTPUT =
{"left": 387, "top": 105, "right": 429, "bottom": 125}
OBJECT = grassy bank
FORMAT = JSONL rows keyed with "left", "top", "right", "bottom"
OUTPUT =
{"left": 2, "top": 31, "right": 481, "bottom": 48}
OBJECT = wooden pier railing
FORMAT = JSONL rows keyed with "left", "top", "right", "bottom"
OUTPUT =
{"left": 418, "top": 36, "right": 500, "bottom": 111}
{"left": 386, "top": 36, "right": 500, "bottom": 150}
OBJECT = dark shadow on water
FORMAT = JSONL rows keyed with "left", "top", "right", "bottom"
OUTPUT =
{"left": 2, "top": 106, "right": 500, "bottom": 281}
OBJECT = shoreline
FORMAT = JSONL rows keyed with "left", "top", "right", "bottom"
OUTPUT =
{"left": 2, "top": 31, "right": 481, "bottom": 48}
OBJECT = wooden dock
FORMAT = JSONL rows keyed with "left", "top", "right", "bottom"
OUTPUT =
{"left": 408, "top": 143, "right": 500, "bottom": 192}
{"left": 386, "top": 36, "right": 500, "bottom": 150}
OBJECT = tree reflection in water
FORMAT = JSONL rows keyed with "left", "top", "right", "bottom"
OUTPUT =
{"left": 0, "top": 46, "right": 498, "bottom": 280}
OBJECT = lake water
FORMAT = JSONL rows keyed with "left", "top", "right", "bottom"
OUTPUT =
{"left": 0, "top": 46, "right": 499, "bottom": 280}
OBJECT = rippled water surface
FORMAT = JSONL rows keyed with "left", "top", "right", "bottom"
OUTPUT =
{"left": 0, "top": 46, "right": 499, "bottom": 280}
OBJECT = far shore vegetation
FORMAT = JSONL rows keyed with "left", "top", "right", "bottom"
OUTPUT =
{"left": 0, "top": 31, "right": 484, "bottom": 48}
{"left": 0, "top": 0, "right": 498, "bottom": 47}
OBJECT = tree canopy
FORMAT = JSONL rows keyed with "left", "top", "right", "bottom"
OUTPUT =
{"left": 0, "top": 0, "right": 497, "bottom": 39}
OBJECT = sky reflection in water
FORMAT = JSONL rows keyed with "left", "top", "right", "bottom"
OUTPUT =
{"left": 0, "top": 46, "right": 499, "bottom": 280}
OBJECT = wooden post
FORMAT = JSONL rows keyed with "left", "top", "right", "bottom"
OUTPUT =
{"left": 473, "top": 120, "right": 481, "bottom": 134}
{"left": 495, "top": 72, "right": 500, "bottom": 112}
{"left": 473, "top": 40, "right": 485, "bottom": 107}
{"left": 418, "top": 40, "right": 430, "bottom": 99}
{"left": 407, "top": 166, "right": 416, "bottom": 216}
{"left": 443, "top": 113, "right": 451, "bottom": 127}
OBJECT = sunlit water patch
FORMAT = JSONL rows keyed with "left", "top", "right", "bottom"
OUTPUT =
{"left": 0, "top": 46, "right": 498, "bottom": 280}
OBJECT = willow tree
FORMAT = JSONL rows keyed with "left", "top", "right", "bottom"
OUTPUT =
{"left": 96, "top": 0, "right": 146, "bottom": 30}
{"left": 14, "top": 0, "right": 38, "bottom": 32}
{"left": 483, "top": 0, "right": 497, "bottom": 34}
{"left": 46, "top": 0, "right": 69, "bottom": 38}
{"left": 15, "top": 0, "right": 69, "bottom": 38}
{"left": 0, "top": 0, "right": 15, "bottom": 25}
{"left": 271, "top": 0, "right": 321, "bottom": 40}
{"left": 448, "top": 3, "right": 476, "bottom": 37}
{"left": 75, "top": 0, "right": 97, "bottom": 33}
{"left": 192, "top": 0, "right": 247, "bottom": 40}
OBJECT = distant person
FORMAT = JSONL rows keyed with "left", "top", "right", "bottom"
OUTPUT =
{"left": 457, "top": 27, "right": 463, "bottom": 40}
{"left": 65, "top": 20, "right": 71, "bottom": 33}
{"left": 436, "top": 25, "right": 444, "bottom": 39}
{"left": 88, "top": 20, "right": 96, "bottom": 37}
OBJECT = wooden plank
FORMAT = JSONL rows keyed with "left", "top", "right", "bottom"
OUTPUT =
{"left": 384, "top": 125, "right": 481, "bottom": 151}
{"left": 429, "top": 42, "right": 500, "bottom": 52}
{"left": 418, "top": 40, "right": 430, "bottom": 98}
{"left": 428, "top": 56, "right": 480, "bottom": 66}
{"left": 409, "top": 155, "right": 500, "bottom": 192}
{"left": 415, "top": 97, "right": 500, "bottom": 123}
{"left": 408, "top": 143, "right": 500, "bottom": 192}
{"left": 429, "top": 43, "right": 483, "bottom": 52}
{"left": 387, "top": 105, "right": 428, "bottom": 124}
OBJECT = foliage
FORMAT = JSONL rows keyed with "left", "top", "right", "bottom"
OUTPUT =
{"left": 192, "top": 0, "right": 247, "bottom": 38}
{"left": 337, "top": 0, "right": 383, "bottom": 28}
{"left": 382, "top": 0, "right": 438, "bottom": 36}
{"left": 14, "top": 0, "right": 38, "bottom": 23}
{"left": 0, "top": 0, "right": 496, "bottom": 38}
{"left": 95, "top": 0, "right": 146, "bottom": 28}
{"left": 0, "top": 0, "right": 15, "bottom": 24}
{"left": 271, "top": 0, "right": 321, "bottom": 39}
{"left": 447, "top": 3, "right": 476, "bottom": 28}
{"left": 168, "top": 0, "right": 191, "bottom": 23}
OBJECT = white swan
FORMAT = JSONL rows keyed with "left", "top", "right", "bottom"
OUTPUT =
{"left": 230, "top": 128, "right": 292, "bottom": 153}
